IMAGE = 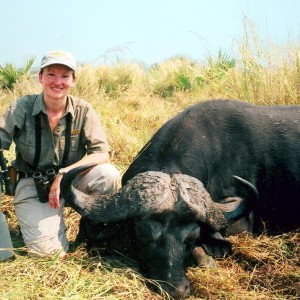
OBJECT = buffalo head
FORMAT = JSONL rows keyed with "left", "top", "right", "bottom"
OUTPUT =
{"left": 61, "top": 165, "right": 257, "bottom": 299}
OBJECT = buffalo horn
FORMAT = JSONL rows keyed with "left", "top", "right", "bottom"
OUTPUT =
{"left": 60, "top": 166, "right": 176, "bottom": 222}
{"left": 215, "top": 175, "right": 258, "bottom": 223}
{"left": 171, "top": 174, "right": 258, "bottom": 231}
{"left": 61, "top": 166, "right": 258, "bottom": 230}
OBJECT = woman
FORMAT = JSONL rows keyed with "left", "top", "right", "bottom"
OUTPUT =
{"left": 0, "top": 50, "right": 120, "bottom": 257}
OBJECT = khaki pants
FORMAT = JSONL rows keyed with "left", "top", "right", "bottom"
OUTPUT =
{"left": 14, "top": 163, "right": 120, "bottom": 257}
{"left": 0, "top": 210, "right": 14, "bottom": 261}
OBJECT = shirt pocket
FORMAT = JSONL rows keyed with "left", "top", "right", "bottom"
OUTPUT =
{"left": 14, "top": 131, "right": 36, "bottom": 165}
{"left": 59, "top": 135, "right": 84, "bottom": 164}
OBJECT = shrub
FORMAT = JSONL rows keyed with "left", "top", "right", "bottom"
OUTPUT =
{"left": 0, "top": 57, "right": 35, "bottom": 90}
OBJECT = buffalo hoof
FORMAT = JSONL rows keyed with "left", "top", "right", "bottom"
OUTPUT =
{"left": 192, "top": 246, "right": 216, "bottom": 268}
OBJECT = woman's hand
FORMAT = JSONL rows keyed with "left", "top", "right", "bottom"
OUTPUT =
{"left": 47, "top": 152, "right": 109, "bottom": 208}
{"left": 48, "top": 173, "right": 63, "bottom": 209}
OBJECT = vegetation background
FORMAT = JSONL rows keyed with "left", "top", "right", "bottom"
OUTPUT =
{"left": 0, "top": 23, "right": 299, "bottom": 299}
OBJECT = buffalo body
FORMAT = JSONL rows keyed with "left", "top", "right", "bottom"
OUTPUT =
{"left": 61, "top": 99, "right": 300, "bottom": 299}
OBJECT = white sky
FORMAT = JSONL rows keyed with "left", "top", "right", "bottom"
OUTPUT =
{"left": 1, "top": 0, "right": 299, "bottom": 68}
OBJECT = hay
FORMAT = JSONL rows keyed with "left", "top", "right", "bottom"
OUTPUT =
{"left": 187, "top": 232, "right": 299, "bottom": 299}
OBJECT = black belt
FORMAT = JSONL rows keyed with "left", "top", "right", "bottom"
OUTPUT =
{"left": 19, "top": 167, "right": 58, "bottom": 179}
{"left": 18, "top": 171, "right": 33, "bottom": 179}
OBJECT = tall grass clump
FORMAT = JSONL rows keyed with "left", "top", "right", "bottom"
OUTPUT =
{"left": 223, "top": 18, "right": 300, "bottom": 104}
{"left": 0, "top": 18, "right": 299, "bottom": 299}
{"left": 96, "top": 62, "right": 150, "bottom": 97}
{"left": 149, "top": 56, "right": 196, "bottom": 97}
{"left": 0, "top": 57, "right": 35, "bottom": 91}
{"left": 72, "top": 62, "right": 151, "bottom": 101}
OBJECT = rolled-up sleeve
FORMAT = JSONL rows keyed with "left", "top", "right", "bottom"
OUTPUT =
{"left": 82, "top": 105, "right": 110, "bottom": 154}
{"left": 0, "top": 99, "right": 26, "bottom": 150}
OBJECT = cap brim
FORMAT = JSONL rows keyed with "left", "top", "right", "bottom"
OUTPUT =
{"left": 40, "top": 58, "right": 76, "bottom": 71}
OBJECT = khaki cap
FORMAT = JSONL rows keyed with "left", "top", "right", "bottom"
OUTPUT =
{"left": 40, "top": 50, "right": 77, "bottom": 71}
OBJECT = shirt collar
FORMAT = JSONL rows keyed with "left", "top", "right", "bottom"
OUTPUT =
{"left": 31, "top": 92, "right": 75, "bottom": 118}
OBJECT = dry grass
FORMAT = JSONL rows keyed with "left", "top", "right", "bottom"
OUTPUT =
{"left": 1, "top": 195, "right": 299, "bottom": 299}
{"left": 188, "top": 232, "right": 299, "bottom": 299}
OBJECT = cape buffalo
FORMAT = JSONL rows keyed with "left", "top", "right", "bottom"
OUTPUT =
{"left": 61, "top": 99, "right": 300, "bottom": 299}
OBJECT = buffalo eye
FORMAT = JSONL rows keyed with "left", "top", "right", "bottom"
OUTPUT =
{"left": 181, "top": 224, "right": 200, "bottom": 249}
{"left": 134, "top": 219, "right": 162, "bottom": 246}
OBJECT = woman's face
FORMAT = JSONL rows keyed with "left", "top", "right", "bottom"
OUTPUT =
{"left": 39, "top": 64, "right": 76, "bottom": 101}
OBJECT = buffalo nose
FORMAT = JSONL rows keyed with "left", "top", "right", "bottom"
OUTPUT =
{"left": 170, "top": 279, "right": 191, "bottom": 299}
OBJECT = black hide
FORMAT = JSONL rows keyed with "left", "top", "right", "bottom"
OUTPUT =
{"left": 122, "top": 99, "right": 300, "bottom": 233}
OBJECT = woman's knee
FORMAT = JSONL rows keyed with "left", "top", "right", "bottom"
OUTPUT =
{"left": 75, "top": 163, "right": 120, "bottom": 194}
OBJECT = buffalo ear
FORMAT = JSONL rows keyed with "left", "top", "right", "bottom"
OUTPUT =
{"left": 224, "top": 211, "right": 254, "bottom": 236}
{"left": 190, "top": 246, "right": 217, "bottom": 268}
{"left": 213, "top": 176, "right": 258, "bottom": 227}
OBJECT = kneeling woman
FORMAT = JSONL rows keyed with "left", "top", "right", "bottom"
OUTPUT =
{"left": 0, "top": 50, "right": 120, "bottom": 257}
